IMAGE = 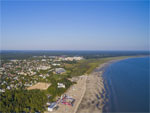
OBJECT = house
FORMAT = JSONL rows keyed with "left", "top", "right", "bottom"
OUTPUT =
{"left": 39, "top": 74, "right": 43, "bottom": 77}
{"left": 52, "top": 63, "right": 60, "bottom": 66}
{"left": 37, "top": 66, "right": 51, "bottom": 71}
{"left": 57, "top": 83, "right": 65, "bottom": 88}
{"left": 10, "top": 59, "right": 18, "bottom": 62}
{"left": 7, "top": 86, "right": 11, "bottom": 90}
{"left": 0, "top": 68, "right": 5, "bottom": 71}
{"left": 0, "top": 89, "right": 5, "bottom": 93}
{"left": 41, "top": 59, "right": 46, "bottom": 62}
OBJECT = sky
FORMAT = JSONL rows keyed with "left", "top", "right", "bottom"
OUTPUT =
{"left": 1, "top": 0, "right": 149, "bottom": 50}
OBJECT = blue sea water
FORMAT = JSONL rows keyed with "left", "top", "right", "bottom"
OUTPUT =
{"left": 103, "top": 57, "right": 149, "bottom": 112}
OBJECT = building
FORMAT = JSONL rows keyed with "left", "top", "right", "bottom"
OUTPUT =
{"left": 52, "top": 63, "right": 60, "bottom": 66}
{"left": 57, "top": 83, "right": 65, "bottom": 88}
{"left": 37, "top": 66, "right": 51, "bottom": 70}
{"left": 0, "top": 89, "right": 5, "bottom": 93}
{"left": 55, "top": 68, "right": 66, "bottom": 74}
{"left": 47, "top": 102, "right": 57, "bottom": 112}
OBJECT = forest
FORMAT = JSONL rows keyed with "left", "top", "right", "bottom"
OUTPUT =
{"left": 0, "top": 89, "right": 47, "bottom": 112}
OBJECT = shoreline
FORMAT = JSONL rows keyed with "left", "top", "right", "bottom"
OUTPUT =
{"left": 76, "top": 57, "right": 136, "bottom": 113}
{"left": 76, "top": 56, "right": 149, "bottom": 113}
{"left": 76, "top": 63, "right": 111, "bottom": 113}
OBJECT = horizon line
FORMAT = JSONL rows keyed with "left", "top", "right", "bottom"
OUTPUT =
{"left": 0, "top": 49, "right": 149, "bottom": 52}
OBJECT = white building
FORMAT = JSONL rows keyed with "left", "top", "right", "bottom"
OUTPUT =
{"left": 57, "top": 83, "right": 65, "bottom": 88}
{"left": 73, "top": 56, "right": 83, "bottom": 60}
{"left": 52, "top": 63, "right": 60, "bottom": 66}
{"left": 39, "top": 74, "right": 43, "bottom": 77}
{"left": 41, "top": 59, "right": 46, "bottom": 62}
{"left": 59, "top": 56, "right": 83, "bottom": 61}
{"left": 10, "top": 59, "right": 18, "bottom": 62}
{"left": 7, "top": 86, "right": 11, "bottom": 90}
{"left": 0, "top": 89, "right": 5, "bottom": 92}
{"left": 37, "top": 66, "right": 51, "bottom": 70}
{"left": 47, "top": 102, "right": 57, "bottom": 112}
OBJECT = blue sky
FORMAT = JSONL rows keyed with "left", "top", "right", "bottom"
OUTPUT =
{"left": 1, "top": 0, "right": 149, "bottom": 50}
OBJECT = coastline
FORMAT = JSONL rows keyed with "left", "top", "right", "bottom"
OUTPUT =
{"left": 76, "top": 62, "right": 112, "bottom": 113}
{"left": 76, "top": 57, "right": 136, "bottom": 113}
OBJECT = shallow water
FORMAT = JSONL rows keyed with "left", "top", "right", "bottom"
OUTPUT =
{"left": 102, "top": 57, "right": 149, "bottom": 112}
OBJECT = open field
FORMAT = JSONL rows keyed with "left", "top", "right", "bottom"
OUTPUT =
{"left": 27, "top": 82, "right": 51, "bottom": 90}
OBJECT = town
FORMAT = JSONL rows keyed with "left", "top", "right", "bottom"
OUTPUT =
{"left": 0, "top": 55, "right": 86, "bottom": 112}
{"left": 0, "top": 56, "right": 83, "bottom": 92}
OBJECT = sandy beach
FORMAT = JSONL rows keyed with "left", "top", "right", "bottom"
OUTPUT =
{"left": 76, "top": 63, "right": 108, "bottom": 113}
{"left": 76, "top": 57, "right": 135, "bottom": 113}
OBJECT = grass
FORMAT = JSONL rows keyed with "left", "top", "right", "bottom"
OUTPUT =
{"left": 67, "top": 56, "right": 132, "bottom": 76}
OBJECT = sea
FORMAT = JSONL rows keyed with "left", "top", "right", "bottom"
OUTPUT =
{"left": 102, "top": 56, "right": 149, "bottom": 113}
